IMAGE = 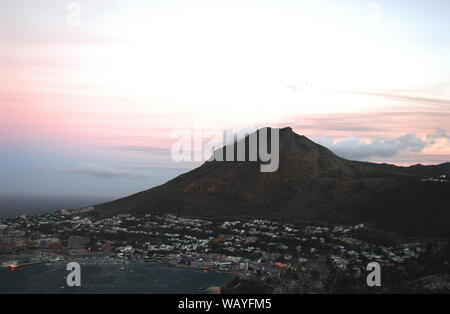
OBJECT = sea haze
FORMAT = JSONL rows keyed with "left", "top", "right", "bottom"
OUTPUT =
{"left": 0, "top": 193, "right": 116, "bottom": 218}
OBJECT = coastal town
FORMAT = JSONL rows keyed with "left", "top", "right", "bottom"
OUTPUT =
{"left": 1, "top": 207, "right": 449, "bottom": 293}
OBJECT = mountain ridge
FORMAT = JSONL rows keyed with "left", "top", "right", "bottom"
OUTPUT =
{"left": 94, "top": 127, "right": 450, "bottom": 238}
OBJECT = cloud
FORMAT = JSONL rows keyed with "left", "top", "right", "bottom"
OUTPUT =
{"left": 111, "top": 146, "right": 171, "bottom": 154}
{"left": 287, "top": 111, "right": 450, "bottom": 141}
{"left": 332, "top": 90, "right": 450, "bottom": 108}
{"left": 55, "top": 164, "right": 150, "bottom": 180}
{"left": 315, "top": 128, "right": 450, "bottom": 160}
{"left": 426, "top": 127, "right": 450, "bottom": 144}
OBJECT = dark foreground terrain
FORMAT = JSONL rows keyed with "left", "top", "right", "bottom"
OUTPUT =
{"left": 2, "top": 210, "right": 449, "bottom": 294}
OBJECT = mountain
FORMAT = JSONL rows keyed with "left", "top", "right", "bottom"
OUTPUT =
{"left": 373, "top": 162, "right": 450, "bottom": 178}
{"left": 94, "top": 127, "right": 450, "bottom": 238}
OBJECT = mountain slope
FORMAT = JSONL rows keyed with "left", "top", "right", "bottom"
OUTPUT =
{"left": 95, "top": 127, "right": 450, "bottom": 237}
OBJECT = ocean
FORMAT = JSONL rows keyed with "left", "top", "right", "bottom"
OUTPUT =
{"left": 0, "top": 194, "right": 115, "bottom": 218}
{"left": 0, "top": 261, "right": 235, "bottom": 294}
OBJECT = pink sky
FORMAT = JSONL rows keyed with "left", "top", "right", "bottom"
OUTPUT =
{"left": 1, "top": 1, "right": 450, "bottom": 200}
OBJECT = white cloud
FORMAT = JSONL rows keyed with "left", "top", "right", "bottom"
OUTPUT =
{"left": 316, "top": 128, "right": 450, "bottom": 160}
{"left": 426, "top": 127, "right": 450, "bottom": 144}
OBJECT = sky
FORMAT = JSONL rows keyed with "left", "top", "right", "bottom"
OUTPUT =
{"left": 1, "top": 0, "right": 450, "bottom": 213}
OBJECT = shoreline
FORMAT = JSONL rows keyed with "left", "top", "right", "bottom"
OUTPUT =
{"left": 147, "top": 259, "right": 246, "bottom": 294}
{"left": 1, "top": 254, "right": 240, "bottom": 294}
{"left": 206, "top": 286, "right": 221, "bottom": 294}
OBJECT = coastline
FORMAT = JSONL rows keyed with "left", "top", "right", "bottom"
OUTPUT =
{"left": 206, "top": 286, "right": 221, "bottom": 294}
{"left": 0, "top": 258, "right": 236, "bottom": 294}
{"left": 147, "top": 258, "right": 246, "bottom": 294}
